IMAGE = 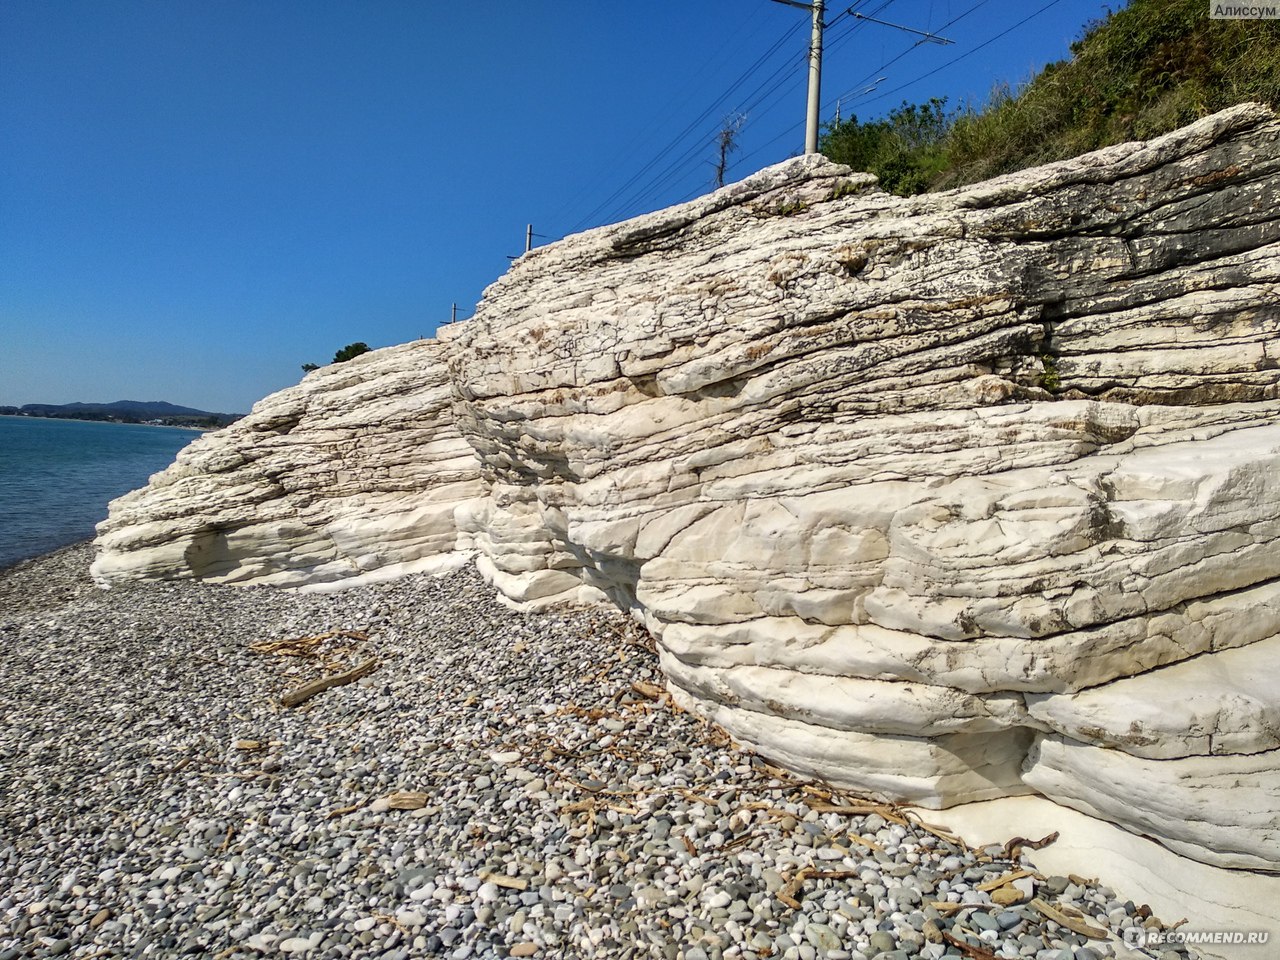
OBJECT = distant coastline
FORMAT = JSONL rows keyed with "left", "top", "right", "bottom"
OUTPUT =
{"left": 0, "top": 400, "right": 241, "bottom": 430}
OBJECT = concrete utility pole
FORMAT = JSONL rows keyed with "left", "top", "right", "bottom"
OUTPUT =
{"left": 805, "top": 0, "right": 824, "bottom": 154}
{"left": 525, "top": 224, "right": 533, "bottom": 253}
{"left": 771, "top": 0, "right": 825, "bottom": 154}
{"left": 770, "top": 3, "right": 951, "bottom": 154}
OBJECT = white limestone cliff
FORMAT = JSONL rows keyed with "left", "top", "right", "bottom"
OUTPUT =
{"left": 94, "top": 105, "right": 1280, "bottom": 896}
{"left": 93, "top": 337, "right": 484, "bottom": 590}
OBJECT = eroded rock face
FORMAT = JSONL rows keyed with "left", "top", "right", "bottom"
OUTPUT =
{"left": 95, "top": 104, "right": 1280, "bottom": 875}
{"left": 92, "top": 338, "right": 484, "bottom": 589}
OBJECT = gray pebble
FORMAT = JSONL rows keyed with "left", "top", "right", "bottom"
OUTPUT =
{"left": 0, "top": 551, "right": 1176, "bottom": 960}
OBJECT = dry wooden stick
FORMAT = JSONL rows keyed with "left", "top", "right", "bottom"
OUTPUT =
{"left": 777, "top": 867, "right": 812, "bottom": 909}
{"left": 941, "top": 930, "right": 1000, "bottom": 960}
{"left": 927, "top": 901, "right": 968, "bottom": 914}
{"left": 479, "top": 871, "right": 529, "bottom": 891}
{"left": 845, "top": 833, "right": 884, "bottom": 852}
{"left": 677, "top": 788, "right": 720, "bottom": 806}
{"left": 281, "top": 657, "right": 378, "bottom": 708}
{"left": 1003, "top": 831, "right": 1059, "bottom": 859}
{"left": 977, "top": 868, "right": 1034, "bottom": 892}
{"left": 776, "top": 866, "right": 862, "bottom": 909}
{"left": 1029, "top": 898, "right": 1109, "bottom": 939}
{"left": 327, "top": 802, "right": 364, "bottom": 819}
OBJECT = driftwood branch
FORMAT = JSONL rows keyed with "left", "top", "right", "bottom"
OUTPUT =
{"left": 281, "top": 657, "right": 378, "bottom": 708}
{"left": 1003, "top": 831, "right": 1059, "bottom": 859}
{"left": 941, "top": 930, "right": 1000, "bottom": 960}
{"left": 1029, "top": 898, "right": 1109, "bottom": 939}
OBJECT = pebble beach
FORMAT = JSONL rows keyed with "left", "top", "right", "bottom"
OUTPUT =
{"left": 0, "top": 545, "right": 1195, "bottom": 960}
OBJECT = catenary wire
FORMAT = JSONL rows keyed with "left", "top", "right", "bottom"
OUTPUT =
{"left": 734, "top": 0, "right": 1005, "bottom": 171}
{"left": 566, "top": 15, "right": 808, "bottom": 234}
{"left": 577, "top": 1, "right": 897, "bottom": 228}
{"left": 559, "top": 3, "right": 775, "bottom": 233}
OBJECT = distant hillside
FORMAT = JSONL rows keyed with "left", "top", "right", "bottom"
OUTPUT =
{"left": 821, "top": 0, "right": 1280, "bottom": 194}
{"left": 1, "top": 400, "right": 241, "bottom": 428}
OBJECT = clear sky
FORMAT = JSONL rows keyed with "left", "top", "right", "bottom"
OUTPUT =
{"left": 1, "top": 0, "right": 1118, "bottom": 414}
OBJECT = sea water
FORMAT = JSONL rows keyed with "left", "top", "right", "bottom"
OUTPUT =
{"left": 0, "top": 416, "right": 204, "bottom": 570}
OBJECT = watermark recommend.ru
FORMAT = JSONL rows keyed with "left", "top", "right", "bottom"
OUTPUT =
{"left": 1211, "top": 2, "right": 1280, "bottom": 16}
{"left": 1122, "top": 927, "right": 1272, "bottom": 947}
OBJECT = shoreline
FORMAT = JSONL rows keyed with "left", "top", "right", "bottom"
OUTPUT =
{"left": 0, "top": 413, "right": 212, "bottom": 432}
{"left": 1, "top": 548, "right": 1203, "bottom": 960}
{"left": 0, "top": 536, "right": 96, "bottom": 577}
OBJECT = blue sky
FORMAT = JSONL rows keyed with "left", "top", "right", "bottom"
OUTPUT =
{"left": 1, "top": 0, "right": 1118, "bottom": 414}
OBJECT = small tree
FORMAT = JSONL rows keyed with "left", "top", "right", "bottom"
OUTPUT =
{"left": 714, "top": 114, "right": 745, "bottom": 188}
{"left": 333, "top": 342, "right": 371, "bottom": 363}
{"left": 301, "top": 362, "right": 320, "bottom": 373}
{"left": 821, "top": 98, "right": 951, "bottom": 196}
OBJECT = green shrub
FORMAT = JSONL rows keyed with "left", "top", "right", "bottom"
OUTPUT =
{"left": 821, "top": 0, "right": 1280, "bottom": 193}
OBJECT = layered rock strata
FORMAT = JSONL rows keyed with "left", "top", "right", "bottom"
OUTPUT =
{"left": 93, "top": 338, "right": 484, "bottom": 589}
{"left": 95, "top": 105, "right": 1280, "bottom": 880}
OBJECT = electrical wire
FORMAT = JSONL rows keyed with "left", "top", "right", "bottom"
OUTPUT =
{"left": 827, "top": 0, "right": 993, "bottom": 107}
{"left": 732, "top": 1, "right": 909, "bottom": 168}
{"left": 565, "top": 15, "right": 808, "bottom": 234}
{"left": 735, "top": 0, "right": 1000, "bottom": 170}
{"left": 571, "top": 0, "right": 1055, "bottom": 231}
{"left": 573, "top": 2, "right": 895, "bottom": 229}
{"left": 559, "top": 4, "right": 774, "bottom": 230}
{"left": 851, "top": 0, "right": 1070, "bottom": 109}
{"left": 592, "top": 49, "right": 804, "bottom": 226}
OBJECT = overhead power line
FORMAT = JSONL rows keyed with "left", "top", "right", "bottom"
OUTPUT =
{"left": 827, "top": 0, "right": 994, "bottom": 107}
{"left": 560, "top": 4, "right": 773, "bottom": 231}
{"left": 849, "top": 0, "right": 1070, "bottom": 109}
{"left": 738, "top": 0, "right": 960, "bottom": 168}
{"left": 740, "top": 0, "right": 1062, "bottom": 172}
{"left": 565, "top": 16, "right": 807, "bottom": 234}
{"left": 848, "top": 11, "right": 953, "bottom": 45}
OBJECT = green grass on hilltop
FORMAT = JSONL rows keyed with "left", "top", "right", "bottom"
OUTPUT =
{"left": 820, "top": 0, "right": 1280, "bottom": 194}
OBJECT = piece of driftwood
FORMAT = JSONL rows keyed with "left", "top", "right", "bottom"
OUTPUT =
{"left": 479, "top": 871, "right": 529, "bottom": 891}
{"left": 327, "top": 802, "right": 364, "bottom": 819}
{"left": 384, "top": 790, "right": 430, "bottom": 810}
{"left": 1004, "top": 831, "right": 1059, "bottom": 859}
{"left": 977, "top": 868, "right": 1034, "bottom": 892}
{"left": 776, "top": 866, "right": 862, "bottom": 910}
{"left": 281, "top": 657, "right": 378, "bottom": 708}
{"left": 941, "top": 930, "right": 1000, "bottom": 960}
{"left": 1029, "top": 898, "right": 1109, "bottom": 939}
{"left": 777, "top": 867, "right": 811, "bottom": 909}
{"left": 927, "top": 901, "right": 968, "bottom": 914}
{"left": 845, "top": 833, "right": 883, "bottom": 852}
{"left": 630, "top": 680, "right": 663, "bottom": 700}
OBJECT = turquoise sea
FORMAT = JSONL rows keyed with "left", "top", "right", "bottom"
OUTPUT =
{"left": 0, "top": 416, "right": 203, "bottom": 571}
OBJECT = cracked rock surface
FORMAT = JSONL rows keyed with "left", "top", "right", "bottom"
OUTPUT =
{"left": 92, "top": 105, "right": 1280, "bottom": 881}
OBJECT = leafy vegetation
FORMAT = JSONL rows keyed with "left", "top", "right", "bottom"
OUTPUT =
{"left": 820, "top": 0, "right": 1280, "bottom": 195}
{"left": 822, "top": 98, "right": 951, "bottom": 195}
{"left": 301, "top": 343, "right": 372, "bottom": 374}
{"left": 774, "top": 198, "right": 811, "bottom": 216}
{"left": 332, "top": 342, "right": 371, "bottom": 363}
